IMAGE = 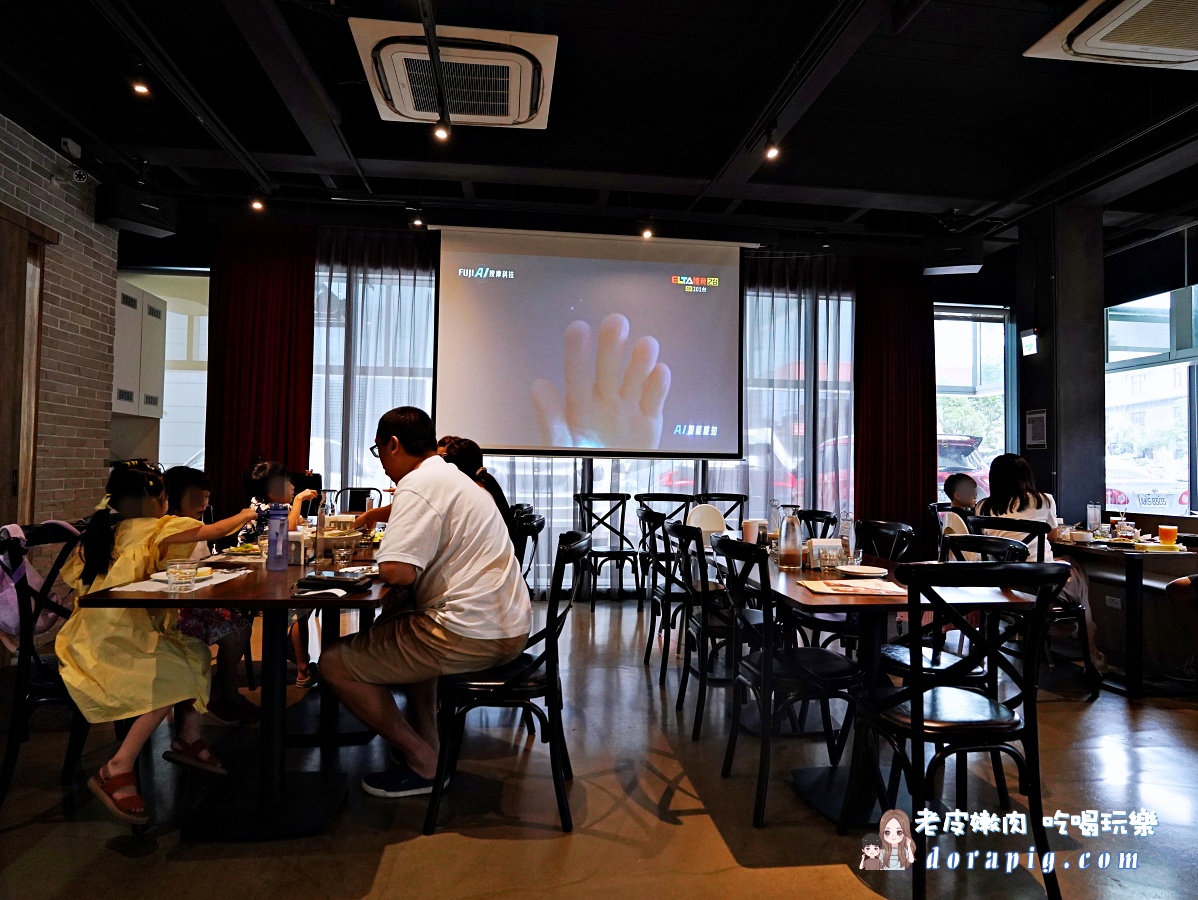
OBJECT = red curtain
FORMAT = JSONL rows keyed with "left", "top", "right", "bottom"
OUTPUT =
{"left": 852, "top": 258, "right": 938, "bottom": 557}
{"left": 205, "top": 223, "right": 316, "bottom": 517}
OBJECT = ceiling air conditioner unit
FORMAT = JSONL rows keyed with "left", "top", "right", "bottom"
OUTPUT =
{"left": 1025, "top": 0, "right": 1198, "bottom": 69}
{"left": 349, "top": 18, "right": 557, "bottom": 129}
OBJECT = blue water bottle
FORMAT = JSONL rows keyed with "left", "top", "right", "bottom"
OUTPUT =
{"left": 267, "top": 503, "right": 289, "bottom": 571}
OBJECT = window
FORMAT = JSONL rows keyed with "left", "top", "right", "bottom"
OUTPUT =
{"left": 934, "top": 305, "right": 1012, "bottom": 500}
{"left": 1106, "top": 292, "right": 1172, "bottom": 364}
{"left": 1104, "top": 289, "right": 1197, "bottom": 516}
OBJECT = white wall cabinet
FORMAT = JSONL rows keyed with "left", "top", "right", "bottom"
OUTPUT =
{"left": 112, "top": 278, "right": 167, "bottom": 419}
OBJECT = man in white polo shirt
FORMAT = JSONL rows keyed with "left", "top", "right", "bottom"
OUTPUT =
{"left": 321, "top": 407, "right": 530, "bottom": 797}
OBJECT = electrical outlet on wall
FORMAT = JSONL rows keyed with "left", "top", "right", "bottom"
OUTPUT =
{"left": 1105, "top": 595, "right": 1123, "bottom": 610}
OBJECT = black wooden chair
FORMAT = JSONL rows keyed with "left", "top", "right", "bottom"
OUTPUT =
{"left": 880, "top": 534, "right": 1032, "bottom": 811}
{"left": 966, "top": 516, "right": 1100, "bottom": 698}
{"left": 712, "top": 534, "right": 862, "bottom": 828}
{"left": 695, "top": 493, "right": 747, "bottom": 531}
{"left": 637, "top": 507, "right": 680, "bottom": 683}
{"left": 853, "top": 520, "right": 915, "bottom": 561}
{"left": 423, "top": 531, "right": 590, "bottom": 835}
{"left": 850, "top": 561, "right": 1071, "bottom": 900}
{"left": 574, "top": 493, "right": 641, "bottom": 608}
{"left": 334, "top": 487, "right": 383, "bottom": 514}
{"left": 778, "top": 506, "right": 839, "bottom": 540}
{"left": 634, "top": 493, "right": 693, "bottom": 611}
{"left": 0, "top": 522, "right": 90, "bottom": 814}
{"left": 669, "top": 520, "right": 736, "bottom": 740}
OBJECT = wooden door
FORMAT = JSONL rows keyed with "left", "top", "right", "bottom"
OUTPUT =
{"left": 0, "top": 205, "right": 58, "bottom": 525}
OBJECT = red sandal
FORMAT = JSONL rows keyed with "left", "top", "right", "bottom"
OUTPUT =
{"left": 87, "top": 767, "right": 150, "bottom": 825}
{"left": 162, "top": 738, "right": 227, "bottom": 776}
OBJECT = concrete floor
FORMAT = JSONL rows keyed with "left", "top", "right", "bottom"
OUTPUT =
{"left": 1, "top": 603, "right": 1195, "bottom": 900}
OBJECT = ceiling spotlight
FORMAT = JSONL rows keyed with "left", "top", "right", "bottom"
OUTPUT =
{"left": 642, "top": 227, "right": 653, "bottom": 239}
{"left": 413, "top": 215, "right": 424, "bottom": 226}
{"left": 433, "top": 119, "right": 451, "bottom": 141}
{"left": 250, "top": 199, "right": 264, "bottom": 211}
{"left": 764, "top": 128, "right": 780, "bottom": 160}
{"left": 132, "top": 81, "right": 150, "bottom": 95}
{"left": 409, "top": 207, "right": 426, "bottom": 228}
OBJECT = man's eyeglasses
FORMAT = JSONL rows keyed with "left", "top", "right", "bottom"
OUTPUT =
{"left": 369, "top": 443, "right": 381, "bottom": 459}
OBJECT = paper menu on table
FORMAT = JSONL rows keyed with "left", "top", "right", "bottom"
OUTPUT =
{"left": 799, "top": 579, "right": 905, "bottom": 595}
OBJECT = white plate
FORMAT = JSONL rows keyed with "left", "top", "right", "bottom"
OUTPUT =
{"left": 835, "top": 565, "right": 888, "bottom": 578}
{"left": 337, "top": 565, "right": 379, "bottom": 577}
{"left": 151, "top": 570, "right": 215, "bottom": 583}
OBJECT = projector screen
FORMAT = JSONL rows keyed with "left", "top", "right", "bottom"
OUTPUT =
{"left": 435, "top": 228, "right": 743, "bottom": 457}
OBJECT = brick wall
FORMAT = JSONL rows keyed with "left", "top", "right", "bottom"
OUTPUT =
{"left": 0, "top": 112, "right": 118, "bottom": 524}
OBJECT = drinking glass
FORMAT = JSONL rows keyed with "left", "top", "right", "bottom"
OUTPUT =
{"left": 1159, "top": 524, "right": 1179, "bottom": 545}
{"left": 332, "top": 547, "right": 353, "bottom": 568}
{"left": 167, "top": 560, "right": 198, "bottom": 592}
{"left": 851, "top": 549, "right": 864, "bottom": 566}
{"left": 258, "top": 536, "right": 270, "bottom": 560}
{"left": 1117, "top": 520, "right": 1136, "bottom": 540}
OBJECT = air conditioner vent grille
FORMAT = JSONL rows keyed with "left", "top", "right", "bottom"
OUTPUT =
{"left": 121, "top": 294, "right": 138, "bottom": 310}
{"left": 147, "top": 305, "right": 163, "bottom": 319}
{"left": 117, "top": 389, "right": 134, "bottom": 403}
{"left": 1105, "top": 0, "right": 1198, "bottom": 52}
{"left": 403, "top": 57, "right": 511, "bottom": 117}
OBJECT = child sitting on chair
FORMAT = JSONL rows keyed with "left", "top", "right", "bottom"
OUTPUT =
{"left": 55, "top": 460, "right": 257, "bottom": 825}
{"left": 239, "top": 460, "right": 319, "bottom": 688}
{"left": 165, "top": 466, "right": 259, "bottom": 726}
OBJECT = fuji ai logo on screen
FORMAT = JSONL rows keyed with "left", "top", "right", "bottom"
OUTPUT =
{"left": 458, "top": 267, "right": 515, "bottom": 279}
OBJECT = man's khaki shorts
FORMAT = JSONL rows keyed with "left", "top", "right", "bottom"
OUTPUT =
{"left": 336, "top": 611, "right": 527, "bottom": 685}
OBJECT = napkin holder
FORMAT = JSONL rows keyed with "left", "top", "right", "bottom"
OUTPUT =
{"left": 805, "top": 538, "right": 841, "bottom": 568}
{"left": 288, "top": 531, "right": 313, "bottom": 566}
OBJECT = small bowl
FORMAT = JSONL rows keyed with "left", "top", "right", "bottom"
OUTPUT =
{"left": 1071, "top": 531, "right": 1094, "bottom": 544}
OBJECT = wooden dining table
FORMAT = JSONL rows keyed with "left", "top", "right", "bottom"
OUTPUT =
{"left": 706, "top": 540, "right": 1038, "bottom": 829}
{"left": 79, "top": 562, "right": 387, "bottom": 841}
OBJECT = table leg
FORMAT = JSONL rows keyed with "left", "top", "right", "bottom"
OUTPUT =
{"left": 1125, "top": 554, "right": 1144, "bottom": 695}
{"left": 791, "top": 611, "right": 894, "bottom": 830}
{"left": 286, "top": 607, "right": 376, "bottom": 748}
{"left": 182, "top": 609, "right": 349, "bottom": 841}
{"left": 260, "top": 607, "right": 287, "bottom": 803}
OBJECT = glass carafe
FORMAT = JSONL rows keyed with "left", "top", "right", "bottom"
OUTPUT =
{"left": 778, "top": 515, "right": 803, "bottom": 568}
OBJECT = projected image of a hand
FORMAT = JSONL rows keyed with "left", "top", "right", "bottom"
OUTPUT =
{"left": 531, "top": 313, "right": 672, "bottom": 450}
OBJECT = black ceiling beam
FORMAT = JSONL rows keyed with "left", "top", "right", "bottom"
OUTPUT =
{"left": 1072, "top": 131, "right": 1198, "bottom": 208}
{"left": 959, "top": 95, "right": 1198, "bottom": 233}
{"left": 219, "top": 0, "right": 370, "bottom": 194}
{"left": 88, "top": 0, "right": 273, "bottom": 194}
{"left": 417, "top": 0, "right": 452, "bottom": 129}
{"left": 698, "top": 0, "right": 891, "bottom": 195}
{"left": 128, "top": 145, "right": 983, "bottom": 214}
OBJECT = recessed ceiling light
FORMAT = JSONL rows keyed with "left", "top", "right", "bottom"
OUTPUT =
{"left": 250, "top": 199, "right": 264, "bottom": 211}
{"left": 413, "top": 216, "right": 424, "bottom": 226}
{"left": 765, "top": 144, "right": 780, "bottom": 160}
{"left": 642, "top": 228, "right": 653, "bottom": 239}
{"left": 433, "top": 120, "right": 451, "bottom": 141}
{"left": 132, "top": 82, "right": 150, "bottom": 95}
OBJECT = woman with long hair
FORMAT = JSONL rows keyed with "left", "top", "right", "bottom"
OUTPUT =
{"left": 977, "top": 453, "right": 1059, "bottom": 559}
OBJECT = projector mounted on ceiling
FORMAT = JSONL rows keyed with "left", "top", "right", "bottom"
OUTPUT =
{"left": 1025, "top": 0, "right": 1198, "bottom": 69}
{"left": 349, "top": 18, "right": 558, "bottom": 129}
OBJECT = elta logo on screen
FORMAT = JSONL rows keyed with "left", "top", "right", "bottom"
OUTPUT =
{"left": 671, "top": 275, "right": 719, "bottom": 293}
{"left": 458, "top": 267, "right": 515, "bottom": 279}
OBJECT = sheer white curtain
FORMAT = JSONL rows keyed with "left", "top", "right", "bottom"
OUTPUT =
{"left": 311, "top": 229, "right": 436, "bottom": 492}
{"left": 707, "top": 253, "right": 854, "bottom": 522}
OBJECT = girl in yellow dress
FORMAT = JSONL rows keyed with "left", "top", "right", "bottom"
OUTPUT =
{"left": 56, "top": 461, "right": 257, "bottom": 825}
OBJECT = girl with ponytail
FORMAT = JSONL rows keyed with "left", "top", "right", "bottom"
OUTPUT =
{"left": 55, "top": 460, "right": 258, "bottom": 825}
